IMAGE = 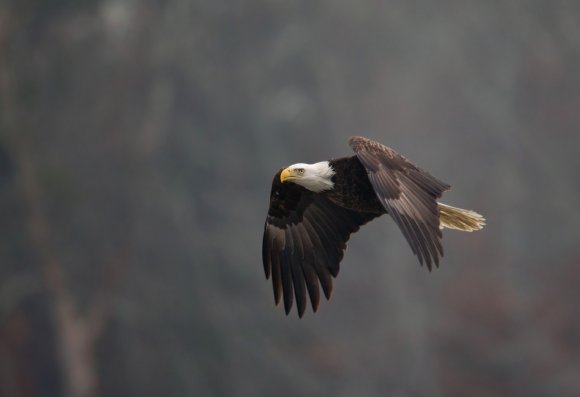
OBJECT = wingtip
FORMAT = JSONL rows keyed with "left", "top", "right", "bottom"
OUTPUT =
{"left": 322, "top": 285, "right": 332, "bottom": 300}
{"left": 428, "top": 256, "right": 442, "bottom": 271}
{"left": 434, "top": 252, "right": 442, "bottom": 269}
{"left": 348, "top": 135, "right": 364, "bottom": 147}
{"left": 283, "top": 297, "right": 293, "bottom": 315}
{"left": 282, "top": 306, "right": 306, "bottom": 318}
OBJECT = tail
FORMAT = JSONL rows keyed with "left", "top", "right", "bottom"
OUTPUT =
{"left": 438, "top": 203, "right": 485, "bottom": 232}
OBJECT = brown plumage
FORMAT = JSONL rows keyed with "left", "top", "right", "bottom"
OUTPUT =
{"left": 262, "top": 136, "right": 485, "bottom": 317}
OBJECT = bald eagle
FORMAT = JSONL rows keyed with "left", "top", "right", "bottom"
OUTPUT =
{"left": 263, "top": 136, "right": 485, "bottom": 317}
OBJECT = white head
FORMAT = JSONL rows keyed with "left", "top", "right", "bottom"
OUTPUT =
{"left": 280, "top": 161, "right": 335, "bottom": 193}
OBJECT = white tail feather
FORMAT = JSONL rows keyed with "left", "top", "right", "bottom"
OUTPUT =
{"left": 438, "top": 203, "right": 485, "bottom": 232}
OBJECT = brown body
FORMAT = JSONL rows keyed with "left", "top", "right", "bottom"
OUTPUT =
{"left": 326, "top": 156, "right": 386, "bottom": 214}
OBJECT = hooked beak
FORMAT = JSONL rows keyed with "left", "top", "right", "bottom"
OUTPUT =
{"left": 280, "top": 167, "right": 294, "bottom": 183}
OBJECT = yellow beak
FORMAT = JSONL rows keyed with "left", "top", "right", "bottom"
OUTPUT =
{"left": 280, "top": 167, "right": 293, "bottom": 183}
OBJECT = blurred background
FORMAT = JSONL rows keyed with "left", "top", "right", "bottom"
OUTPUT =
{"left": 1, "top": 1, "right": 580, "bottom": 396}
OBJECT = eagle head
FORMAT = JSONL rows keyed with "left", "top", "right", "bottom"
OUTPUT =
{"left": 280, "top": 161, "right": 335, "bottom": 193}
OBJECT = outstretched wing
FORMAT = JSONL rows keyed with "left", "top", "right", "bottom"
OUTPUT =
{"left": 349, "top": 136, "right": 450, "bottom": 269}
{"left": 263, "top": 170, "right": 378, "bottom": 317}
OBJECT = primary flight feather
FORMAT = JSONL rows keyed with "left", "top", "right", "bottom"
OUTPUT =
{"left": 262, "top": 136, "right": 485, "bottom": 317}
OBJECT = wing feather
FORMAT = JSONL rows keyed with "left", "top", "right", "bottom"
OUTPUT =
{"left": 288, "top": 227, "right": 308, "bottom": 316}
{"left": 270, "top": 234, "right": 283, "bottom": 305}
{"left": 301, "top": 217, "right": 333, "bottom": 300}
{"left": 280, "top": 243, "right": 294, "bottom": 314}
{"left": 263, "top": 170, "right": 378, "bottom": 317}
{"left": 295, "top": 224, "right": 321, "bottom": 312}
{"left": 350, "top": 136, "right": 450, "bottom": 269}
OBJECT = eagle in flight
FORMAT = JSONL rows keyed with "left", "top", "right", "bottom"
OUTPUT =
{"left": 262, "top": 136, "right": 485, "bottom": 317}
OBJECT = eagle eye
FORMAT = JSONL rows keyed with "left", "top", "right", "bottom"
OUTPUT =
{"left": 296, "top": 168, "right": 305, "bottom": 174}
